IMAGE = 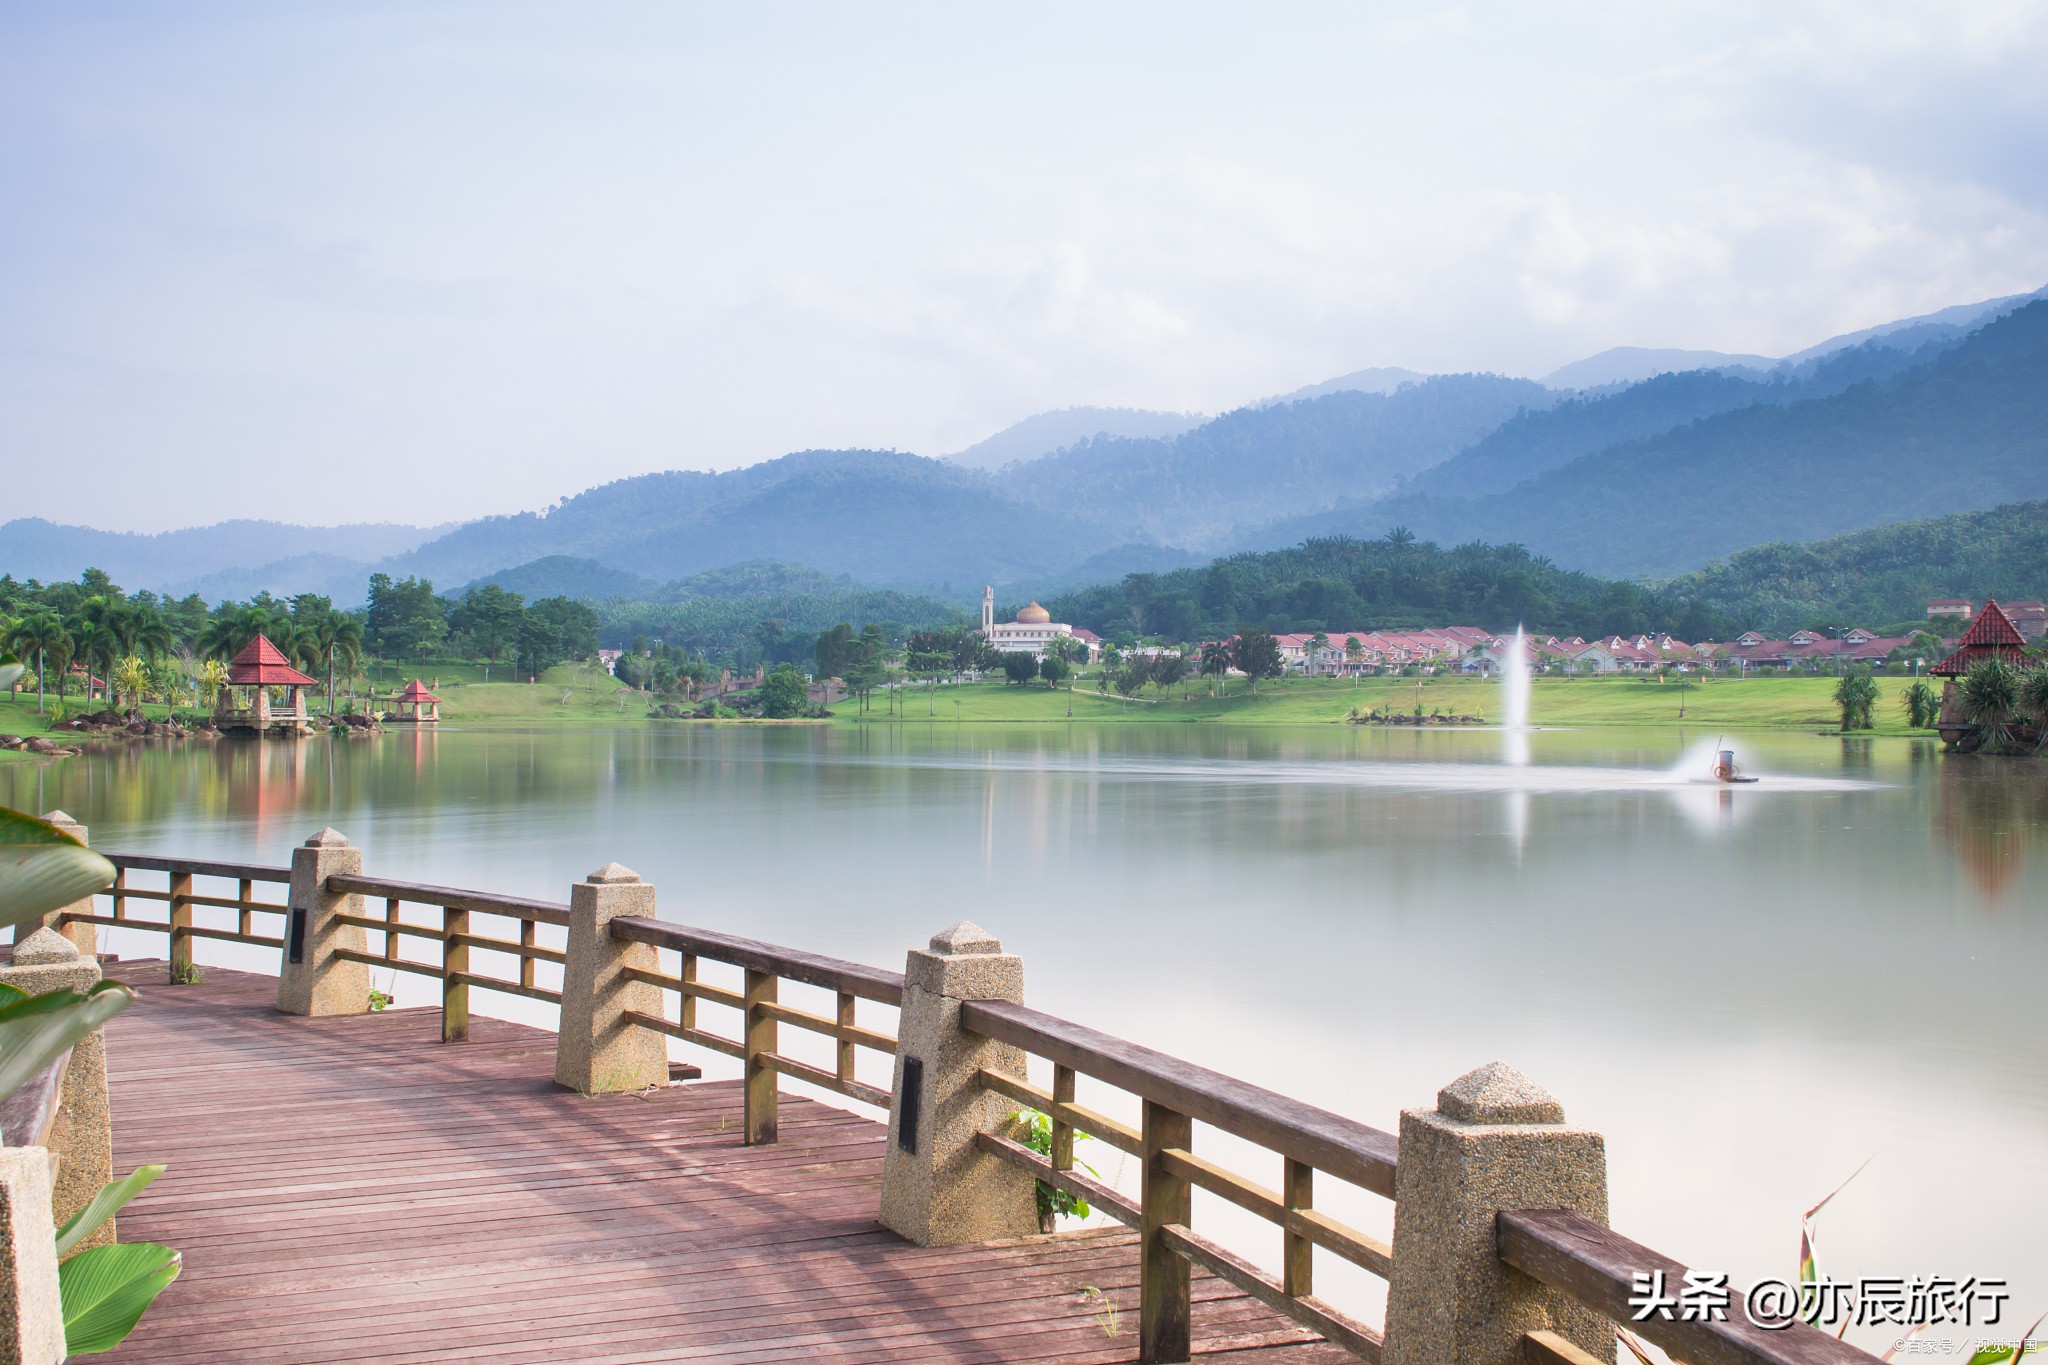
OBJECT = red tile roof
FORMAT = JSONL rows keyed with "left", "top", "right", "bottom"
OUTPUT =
{"left": 395, "top": 679, "right": 441, "bottom": 703}
{"left": 226, "top": 634, "right": 318, "bottom": 687}
{"left": 1930, "top": 598, "right": 2027, "bottom": 676}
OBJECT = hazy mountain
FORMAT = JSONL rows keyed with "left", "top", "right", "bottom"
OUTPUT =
{"left": 172, "top": 553, "right": 394, "bottom": 606}
{"left": 0, "top": 517, "right": 443, "bottom": 595}
{"left": 1536, "top": 285, "right": 2048, "bottom": 391}
{"left": 1782, "top": 284, "right": 2048, "bottom": 365}
{"left": 999, "top": 374, "right": 1553, "bottom": 548}
{"left": 392, "top": 450, "right": 1127, "bottom": 593}
{"left": 1257, "top": 366, "right": 1432, "bottom": 405}
{"left": 1662, "top": 498, "right": 2048, "bottom": 636}
{"left": 944, "top": 407, "right": 1204, "bottom": 470}
{"left": 466, "top": 556, "right": 662, "bottom": 601}
{"left": 1271, "top": 300, "right": 2048, "bottom": 578}
{"left": 1541, "top": 347, "right": 1773, "bottom": 390}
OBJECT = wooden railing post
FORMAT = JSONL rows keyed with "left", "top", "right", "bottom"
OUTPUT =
{"left": 167, "top": 869, "right": 194, "bottom": 983}
{"left": 878, "top": 921, "right": 1036, "bottom": 1247}
{"left": 554, "top": 863, "right": 664, "bottom": 1096}
{"left": 1382, "top": 1062, "right": 1610, "bottom": 1365}
{"left": 743, "top": 969, "right": 778, "bottom": 1144}
{"left": 1282, "top": 1157, "right": 1313, "bottom": 1298}
{"left": 276, "top": 828, "right": 370, "bottom": 1017}
{"left": 1139, "top": 1099, "right": 1194, "bottom": 1364}
{"left": 442, "top": 905, "right": 470, "bottom": 1043}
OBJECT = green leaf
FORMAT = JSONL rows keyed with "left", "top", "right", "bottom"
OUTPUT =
{"left": 59, "top": 1241, "right": 180, "bottom": 1355}
{"left": 0, "top": 809, "right": 116, "bottom": 929}
{"left": 0, "top": 983, "right": 136, "bottom": 1106}
{"left": 0, "top": 664, "right": 22, "bottom": 693}
{"left": 57, "top": 1165, "right": 166, "bottom": 1259}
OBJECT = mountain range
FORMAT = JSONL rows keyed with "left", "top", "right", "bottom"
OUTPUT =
{"left": 5, "top": 283, "right": 2045, "bottom": 608}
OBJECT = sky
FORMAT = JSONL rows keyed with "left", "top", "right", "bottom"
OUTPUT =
{"left": 4, "top": 1, "right": 2046, "bottom": 532}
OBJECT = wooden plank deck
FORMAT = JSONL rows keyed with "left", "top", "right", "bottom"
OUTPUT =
{"left": 95, "top": 962, "right": 1357, "bottom": 1364}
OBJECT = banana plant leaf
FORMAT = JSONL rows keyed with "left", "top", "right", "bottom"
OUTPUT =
{"left": 0, "top": 808, "right": 116, "bottom": 930}
{"left": 0, "top": 663, "right": 22, "bottom": 693}
{"left": 0, "top": 983, "right": 135, "bottom": 1106}
{"left": 57, "top": 1165, "right": 167, "bottom": 1260}
{"left": 58, "top": 1241, "right": 181, "bottom": 1355}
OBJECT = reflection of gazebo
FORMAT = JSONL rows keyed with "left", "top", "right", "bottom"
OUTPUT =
{"left": 1932, "top": 599, "right": 2028, "bottom": 743}
{"left": 388, "top": 679, "right": 442, "bottom": 725}
{"left": 216, "top": 635, "right": 318, "bottom": 737}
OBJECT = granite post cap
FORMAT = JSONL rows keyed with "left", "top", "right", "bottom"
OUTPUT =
{"left": 304, "top": 828, "right": 352, "bottom": 848}
{"left": 928, "top": 921, "right": 1001, "bottom": 955}
{"left": 1436, "top": 1061, "right": 1566, "bottom": 1124}
{"left": 586, "top": 862, "right": 641, "bottom": 885}
{"left": 42, "top": 809, "right": 81, "bottom": 829}
{"left": 10, "top": 927, "right": 81, "bottom": 965}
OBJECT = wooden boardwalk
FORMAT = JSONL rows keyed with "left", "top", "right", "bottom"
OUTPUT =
{"left": 96, "top": 962, "right": 1355, "bottom": 1364}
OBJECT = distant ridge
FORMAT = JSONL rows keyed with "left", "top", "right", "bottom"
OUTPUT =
{"left": 944, "top": 407, "right": 1204, "bottom": 470}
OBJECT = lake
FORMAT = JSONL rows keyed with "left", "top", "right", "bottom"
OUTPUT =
{"left": 7, "top": 722, "right": 2044, "bottom": 1341}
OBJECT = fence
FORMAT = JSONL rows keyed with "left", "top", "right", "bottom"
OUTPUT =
{"left": 48, "top": 824, "right": 1888, "bottom": 1365}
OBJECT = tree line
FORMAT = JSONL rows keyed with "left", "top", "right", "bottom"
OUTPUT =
{"left": 0, "top": 568, "right": 600, "bottom": 716}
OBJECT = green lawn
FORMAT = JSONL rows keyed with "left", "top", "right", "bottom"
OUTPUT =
{"left": 843, "top": 672, "right": 1941, "bottom": 734}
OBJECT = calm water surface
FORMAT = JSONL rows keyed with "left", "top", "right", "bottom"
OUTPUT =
{"left": 7, "top": 723, "right": 2044, "bottom": 1337}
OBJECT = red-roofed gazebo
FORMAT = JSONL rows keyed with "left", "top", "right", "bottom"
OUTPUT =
{"left": 216, "top": 634, "right": 318, "bottom": 736}
{"left": 1930, "top": 598, "right": 2026, "bottom": 677}
{"left": 389, "top": 679, "right": 442, "bottom": 725}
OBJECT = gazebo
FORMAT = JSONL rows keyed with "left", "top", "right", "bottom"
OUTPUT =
{"left": 1931, "top": 598, "right": 2029, "bottom": 740}
{"left": 216, "top": 634, "right": 319, "bottom": 737}
{"left": 388, "top": 679, "right": 442, "bottom": 725}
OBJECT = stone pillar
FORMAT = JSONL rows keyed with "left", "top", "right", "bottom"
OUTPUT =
{"left": 0, "top": 931, "right": 114, "bottom": 1252}
{"left": 879, "top": 922, "right": 1036, "bottom": 1247}
{"left": 0, "top": 1147, "right": 65, "bottom": 1365}
{"left": 275, "top": 829, "right": 369, "bottom": 1017}
{"left": 1383, "top": 1062, "right": 1610, "bottom": 1365}
{"left": 554, "top": 864, "right": 665, "bottom": 1096}
{"left": 19, "top": 813, "right": 94, "bottom": 958}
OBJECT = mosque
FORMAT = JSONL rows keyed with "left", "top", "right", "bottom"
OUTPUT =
{"left": 980, "top": 586, "right": 1099, "bottom": 660}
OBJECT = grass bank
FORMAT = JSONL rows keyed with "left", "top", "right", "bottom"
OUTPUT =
{"left": 841, "top": 672, "right": 1942, "bottom": 735}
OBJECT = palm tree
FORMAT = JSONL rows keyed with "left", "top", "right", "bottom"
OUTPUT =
{"left": 4, "top": 612, "right": 70, "bottom": 713}
{"left": 113, "top": 656, "right": 150, "bottom": 714}
{"left": 68, "top": 619, "right": 116, "bottom": 708}
{"left": 1344, "top": 634, "right": 1365, "bottom": 684}
{"left": 1901, "top": 680, "right": 1938, "bottom": 730}
{"left": 314, "top": 616, "right": 363, "bottom": 715}
{"left": 2021, "top": 668, "right": 2048, "bottom": 749}
{"left": 1960, "top": 657, "right": 2022, "bottom": 752}
{"left": 1832, "top": 668, "right": 1877, "bottom": 732}
{"left": 198, "top": 604, "right": 287, "bottom": 661}
{"left": 1307, "top": 631, "right": 1330, "bottom": 678}
{"left": 197, "top": 659, "right": 231, "bottom": 712}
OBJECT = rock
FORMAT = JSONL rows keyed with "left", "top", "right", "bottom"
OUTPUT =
{"left": 24, "top": 737, "right": 59, "bottom": 754}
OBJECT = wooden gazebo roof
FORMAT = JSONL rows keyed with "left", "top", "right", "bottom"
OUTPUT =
{"left": 226, "top": 635, "right": 317, "bottom": 687}
{"left": 395, "top": 679, "right": 441, "bottom": 704}
{"left": 1930, "top": 598, "right": 2027, "bottom": 676}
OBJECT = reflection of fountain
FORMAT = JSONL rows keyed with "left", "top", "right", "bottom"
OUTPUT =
{"left": 1502, "top": 625, "right": 1530, "bottom": 768}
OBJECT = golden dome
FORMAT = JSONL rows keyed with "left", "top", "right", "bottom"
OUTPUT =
{"left": 1015, "top": 602, "right": 1051, "bottom": 624}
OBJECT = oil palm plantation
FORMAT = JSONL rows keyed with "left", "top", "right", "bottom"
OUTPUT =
{"left": 3, "top": 612, "right": 71, "bottom": 713}
{"left": 197, "top": 604, "right": 288, "bottom": 662}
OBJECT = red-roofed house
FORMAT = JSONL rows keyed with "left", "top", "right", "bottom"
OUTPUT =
{"left": 217, "top": 634, "right": 319, "bottom": 736}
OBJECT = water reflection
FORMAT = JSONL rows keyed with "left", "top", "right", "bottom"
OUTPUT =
{"left": 3, "top": 724, "right": 2044, "bottom": 1328}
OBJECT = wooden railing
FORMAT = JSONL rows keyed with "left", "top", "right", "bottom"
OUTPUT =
{"left": 960, "top": 997, "right": 1394, "bottom": 1362}
{"left": 324, "top": 873, "right": 570, "bottom": 1043}
{"left": 55, "top": 846, "right": 1890, "bottom": 1365}
{"left": 1500, "top": 1210, "right": 1882, "bottom": 1365}
{"left": 608, "top": 916, "right": 902, "bottom": 1144}
{"left": 75, "top": 854, "right": 294, "bottom": 980}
